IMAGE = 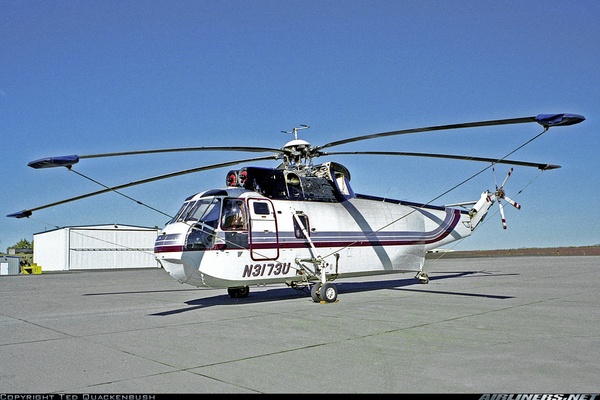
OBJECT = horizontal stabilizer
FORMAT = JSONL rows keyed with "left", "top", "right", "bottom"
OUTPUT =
{"left": 444, "top": 201, "right": 477, "bottom": 208}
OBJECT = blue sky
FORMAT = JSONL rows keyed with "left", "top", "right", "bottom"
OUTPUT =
{"left": 2, "top": 0, "right": 598, "bottom": 252}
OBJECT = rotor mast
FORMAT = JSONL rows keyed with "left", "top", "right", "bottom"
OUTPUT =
{"left": 281, "top": 124, "right": 313, "bottom": 168}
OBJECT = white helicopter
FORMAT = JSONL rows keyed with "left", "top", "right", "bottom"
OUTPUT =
{"left": 9, "top": 113, "right": 584, "bottom": 303}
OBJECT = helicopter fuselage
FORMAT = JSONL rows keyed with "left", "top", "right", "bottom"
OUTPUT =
{"left": 154, "top": 163, "right": 473, "bottom": 290}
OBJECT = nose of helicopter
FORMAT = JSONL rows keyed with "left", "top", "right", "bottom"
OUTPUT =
{"left": 158, "top": 258, "right": 204, "bottom": 287}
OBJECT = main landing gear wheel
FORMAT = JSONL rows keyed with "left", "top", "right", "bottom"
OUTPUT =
{"left": 227, "top": 286, "right": 250, "bottom": 298}
{"left": 310, "top": 283, "right": 322, "bottom": 302}
{"left": 310, "top": 283, "right": 338, "bottom": 303}
{"left": 320, "top": 283, "right": 338, "bottom": 303}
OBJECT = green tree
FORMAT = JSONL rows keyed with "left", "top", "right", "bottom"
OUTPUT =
{"left": 13, "top": 239, "right": 33, "bottom": 249}
{"left": 7, "top": 239, "right": 33, "bottom": 266}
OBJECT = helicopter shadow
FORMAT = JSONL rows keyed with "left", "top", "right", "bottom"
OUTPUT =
{"left": 150, "top": 270, "right": 517, "bottom": 316}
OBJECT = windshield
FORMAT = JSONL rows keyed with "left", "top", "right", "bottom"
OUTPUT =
{"left": 170, "top": 201, "right": 194, "bottom": 223}
{"left": 171, "top": 197, "right": 221, "bottom": 224}
{"left": 187, "top": 198, "right": 221, "bottom": 223}
{"left": 184, "top": 197, "right": 222, "bottom": 250}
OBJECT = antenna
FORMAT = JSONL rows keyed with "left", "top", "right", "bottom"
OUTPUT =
{"left": 281, "top": 124, "right": 310, "bottom": 140}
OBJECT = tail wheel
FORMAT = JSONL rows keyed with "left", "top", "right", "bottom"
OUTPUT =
{"left": 416, "top": 271, "right": 429, "bottom": 284}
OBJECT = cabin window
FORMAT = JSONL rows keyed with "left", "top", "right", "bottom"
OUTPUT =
{"left": 253, "top": 202, "right": 270, "bottom": 215}
{"left": 221, "top": 199, "right": 248, "bottom": 231}
{"left": 293, "top": 214, "right": 310, "bottom": 238}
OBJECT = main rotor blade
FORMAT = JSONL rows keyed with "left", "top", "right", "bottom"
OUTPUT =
{"left": 322, "top": 151, "right": 560, "bottom": 170}
{"left": 79, "top": 146, "right": 283, "bottom": 159}
{"left": 316, "top": 113, "right": 585, "bottom": 151}
{"left": 8, "top": 154, "right": 278, "bottom": 218}
{"left": 29, "top": 146, "right": 283, "bottom": 169}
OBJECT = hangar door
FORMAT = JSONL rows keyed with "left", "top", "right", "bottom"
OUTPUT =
{"left": 68, "top": 227, "right": 158, "bottom": 270}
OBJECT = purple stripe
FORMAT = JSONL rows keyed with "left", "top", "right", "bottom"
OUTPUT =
{"left": 161, "top": 209, "right": 462, "bottom": 253}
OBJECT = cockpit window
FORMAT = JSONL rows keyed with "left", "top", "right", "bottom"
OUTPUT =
{"left": 187, "top": 198, "right": 221, "bottom": 223}
{"left": 171, "top": 201, "right": 196, "bottom": 223}
{"left": 221, "top": 199, "right": 248, "bottom": 231}
{"left": 170, "top": 197, "right": 222, "bottom": 225}
{"left": 184, "top": 198, "right": 221, "bottom": 250}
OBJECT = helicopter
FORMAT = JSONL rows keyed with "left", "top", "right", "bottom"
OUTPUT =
{"left": 8, "top": 113, "right": 585, "bottom": 303}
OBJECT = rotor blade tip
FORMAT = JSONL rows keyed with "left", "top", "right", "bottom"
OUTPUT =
{"left": 535, "top": 113, "right": 585, "bottom": 128}
{"left": 541, "top": 164, "right": 561, "bottom": 171}
{"left": 7, "top": 210, "right": 32, "bottom": 219}
{"left": 28, "top": 155, "right": 79, "bottom": 169}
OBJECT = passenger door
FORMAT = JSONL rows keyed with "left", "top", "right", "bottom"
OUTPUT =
{"left": 248, "top": 199, "right": 279, "bottom": 260}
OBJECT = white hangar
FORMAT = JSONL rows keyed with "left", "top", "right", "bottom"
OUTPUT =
{"left": 33, "top": 224, "right": 160, "bottom": 271}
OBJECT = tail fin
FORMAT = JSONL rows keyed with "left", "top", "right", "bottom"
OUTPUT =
{"left": 469, "top": 191, "right": 495, "bottom": 230}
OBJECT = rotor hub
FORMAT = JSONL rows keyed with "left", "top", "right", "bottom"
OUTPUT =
{"left": 281, "top": 139, "right": 316, "bottom": 167}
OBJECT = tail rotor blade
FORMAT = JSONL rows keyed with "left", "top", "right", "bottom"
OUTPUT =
{"left": 498, "top": 200, "right": 507, "bottom": 229}
{"left": 492, "top": 166, "right": 499, "bottom": 190}
{"left": 503, "top": 195, "right": 521, "bottom": 210}
{"left": 501, "top": 167, "right": 514, "bottom": 188}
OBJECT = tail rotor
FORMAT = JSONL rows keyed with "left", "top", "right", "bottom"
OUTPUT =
{"left": 492, "top": 167, "right": 521, "bottom": 229}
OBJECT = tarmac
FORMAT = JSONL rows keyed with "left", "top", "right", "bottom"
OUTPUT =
{"left": 0, "top": 255, "right": 598, "bottom": 394}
